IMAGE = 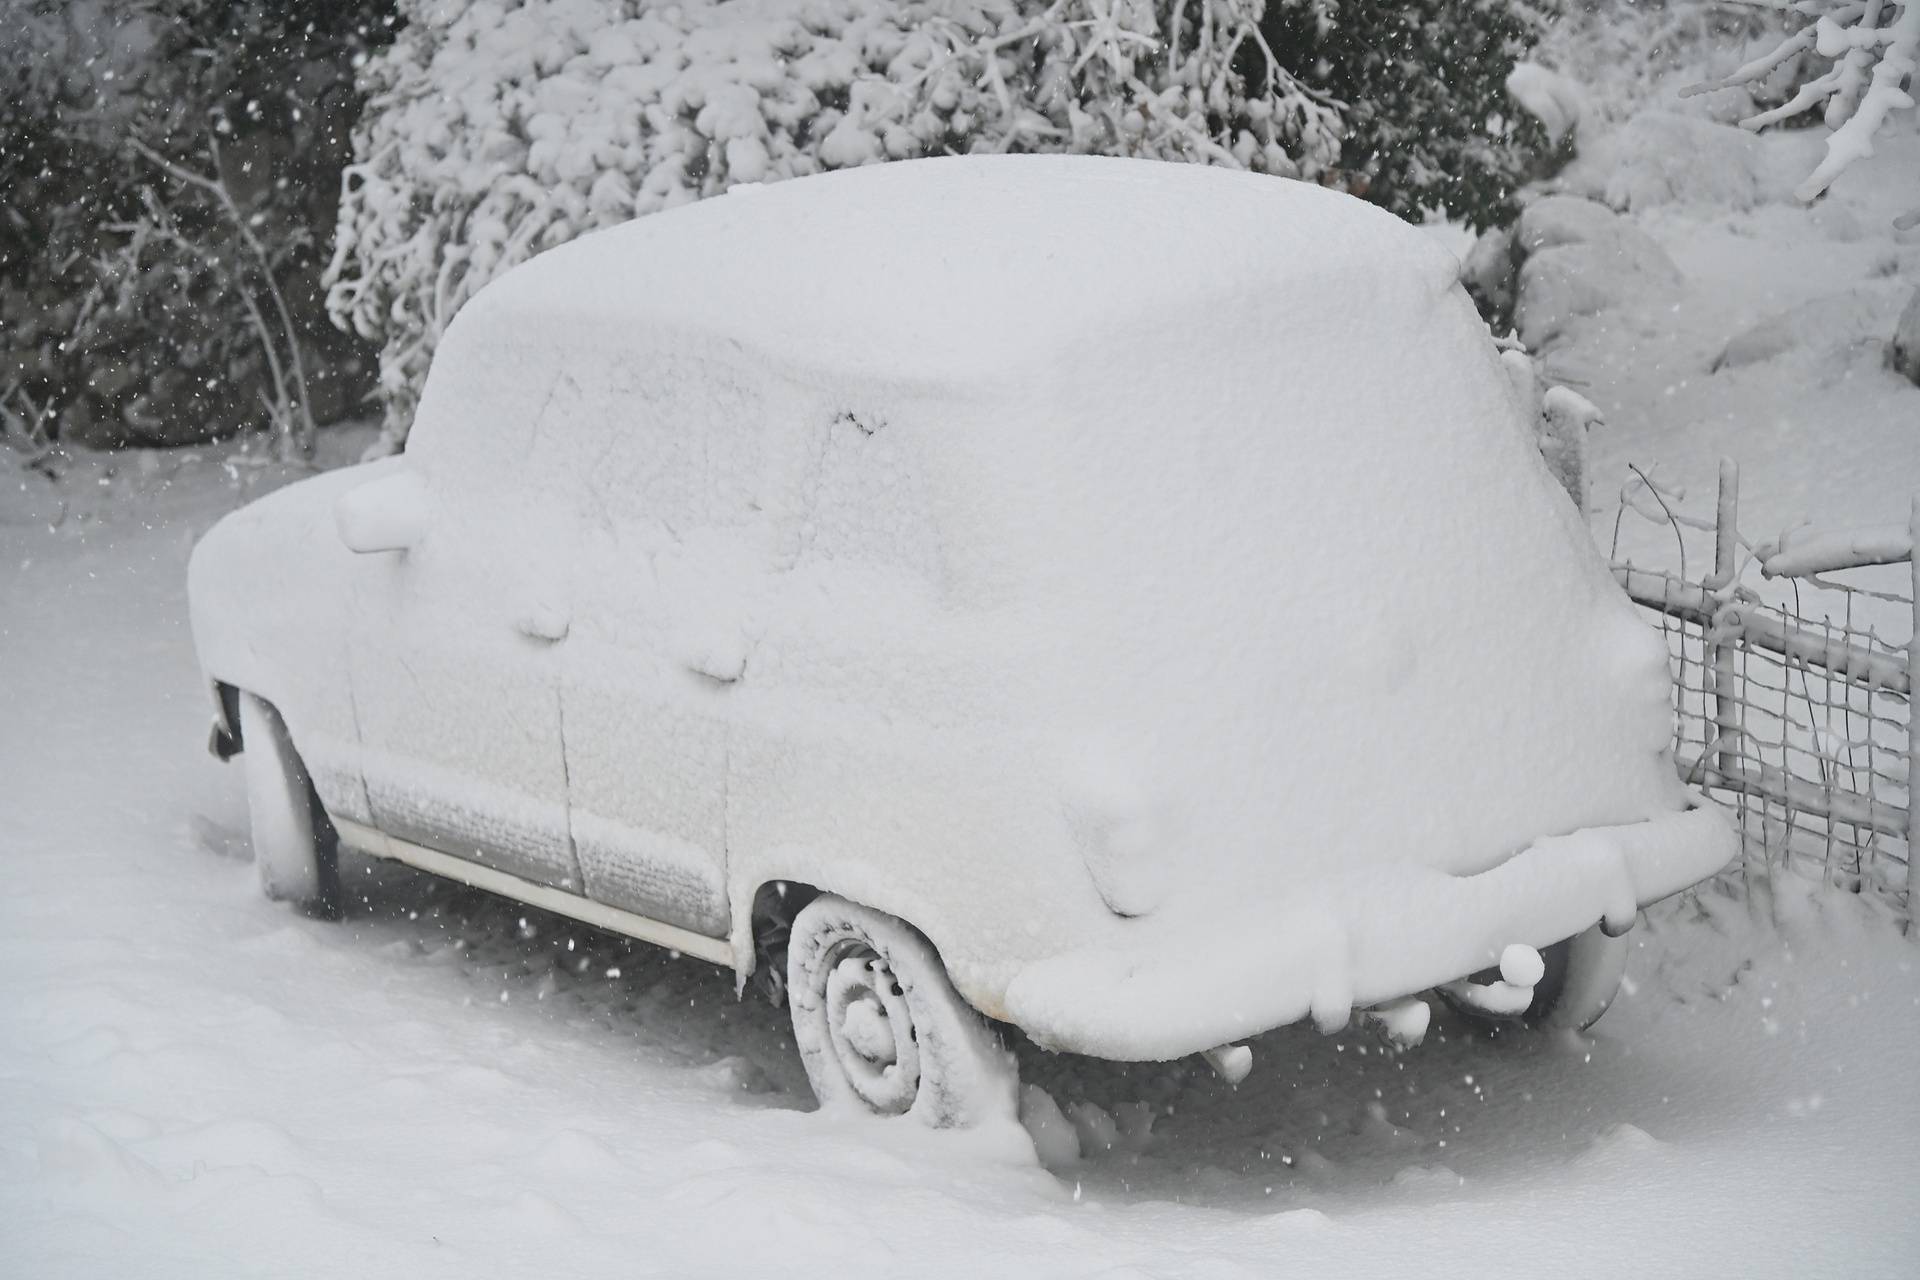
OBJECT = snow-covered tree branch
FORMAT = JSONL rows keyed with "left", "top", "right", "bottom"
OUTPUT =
{"left": 1687, "top": 0, "right": 1919, "bottom": 217}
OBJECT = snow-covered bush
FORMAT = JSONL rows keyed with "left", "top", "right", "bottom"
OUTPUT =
{"left": 325, "top": 0, "right": 1347, "bottom": 451}
{"left": 1506, "top": 60, "right": 1586, "bottom": 152}
{"left": 1459, "top": 194, "right": 1683, "bottom": 343}
{"left": 1259, "top": 0, "right": 1558, "bottom": 230}
{"left": 1505, "top": 195, "right": 1682, "bottom": 347}
{"left": 1, "top": 0, "right": 393, "bottom": 451}
{"left": 1527, "top": 0, "right": 1800, "bottom": 127}
{"left": 1557, "top": 110, "right": 1783, "bottom": 211}
{"left": 2, "top": 3, "right": 163, "bottom": 448}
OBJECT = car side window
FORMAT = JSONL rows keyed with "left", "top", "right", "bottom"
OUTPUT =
{"left": 549, "top": 350, "right": 772, "bottom": 539}
{"left": 784, "top": 408, "right": 943, "bottom": 589}
{"left": 405, "top": 332, "right": 555, "bottom": 503}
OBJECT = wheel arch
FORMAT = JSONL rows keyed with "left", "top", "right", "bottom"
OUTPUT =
{"left": 207, "top": 678, "right": 245, "bottom": 759}
{"left": 730, "top": 871, "right": 1011, "bottom": 1024}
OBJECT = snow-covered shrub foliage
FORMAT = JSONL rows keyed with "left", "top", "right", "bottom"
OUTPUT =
{"left": 1460, "top": 193, "right": 1683, "bottom": 342}
{"left": 1505, "top": 60, "right": 1585, "bottom": 151}
{"left": 1, "top": 3, "right": 157, "bottom": 448}
{"left": 326, "top": 0, "right": 1345, "bottom": 451}
{"left": 1558, "top": 110, "right": 1779, "bottom": 211}
{"left": 1685, "top": 0, "right": 1920, "bottom": 216}
{"left": 1, "top": 0, "right": 394, "bottom": 451}
{"left": 1527, "top": 0, "right": 1801, "bottom": 127}
{"left": 1258, "top": 0, "right": 1558, "bottom": 230}
{"left": 1511, "top": 194, "right": 1681, "bottom": 347}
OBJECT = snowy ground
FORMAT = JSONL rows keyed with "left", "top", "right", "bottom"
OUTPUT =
{"left": 1571, "top": 124, "right": 1920, "bottom": 581}
{"left": 6, "top": 127, "right": 1920, "bottom": 1277}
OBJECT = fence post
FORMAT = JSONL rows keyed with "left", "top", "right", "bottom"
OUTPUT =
{"left": 1908, "top": 494, "right": 1918, "bottom": 924}
{"left": 1708, "top": 460, "right": 1741, "bottom": 783}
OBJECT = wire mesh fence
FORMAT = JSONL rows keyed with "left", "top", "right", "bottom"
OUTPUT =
{"left": 1609, "top": 462, "right": 1915, "bottom": 912}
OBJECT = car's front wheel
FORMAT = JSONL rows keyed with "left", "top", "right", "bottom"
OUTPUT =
{"left": 786, "top": 894, "right": 1016, "bottom": 1127}
{"left": 238, "top": 692, "right": 342, "bottom": 919}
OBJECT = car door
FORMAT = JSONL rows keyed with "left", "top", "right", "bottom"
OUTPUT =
{"left": 559, "top": 522, "right": 745, "bottom": 938}
{"left": 344, "top": 410, "right": 583, "bottom": 893}
{"left": 550, "top": 348, "right": 795, "bottom": 940}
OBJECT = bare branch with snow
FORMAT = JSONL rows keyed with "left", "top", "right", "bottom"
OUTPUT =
{"left": 1684, "top": 0, "right": 1917, "bottom": 210}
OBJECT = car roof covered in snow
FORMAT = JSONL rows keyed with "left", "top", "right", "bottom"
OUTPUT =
{"left": 454, "top": 154, "right": 1462, "bottom": 388}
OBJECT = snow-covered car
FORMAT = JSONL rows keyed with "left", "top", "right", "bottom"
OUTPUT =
{"left": 189, "top": 155, "right": 1736, "bottom": 1127}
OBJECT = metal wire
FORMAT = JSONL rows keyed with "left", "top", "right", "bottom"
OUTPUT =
{"left": 1618, "top": 559, "right": 1912, "bottom": 898}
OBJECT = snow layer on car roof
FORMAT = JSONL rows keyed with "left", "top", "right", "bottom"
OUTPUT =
{"left": 455, "top": 154, "right": 1461, "bottom": 385}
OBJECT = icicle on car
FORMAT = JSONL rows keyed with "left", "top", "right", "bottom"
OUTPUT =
{"left": 188, "top": 156, "right": 1737, "bottom": 1130}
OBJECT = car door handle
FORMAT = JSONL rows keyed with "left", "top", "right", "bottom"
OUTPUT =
{"left": 672, "top": 626, "right": 747, "bottom": 684}
{"left": 685, "top": 655, "right": 743, "bottom": 684}
{"left": 516, "top": 605, "right": 570, "bottom": 643}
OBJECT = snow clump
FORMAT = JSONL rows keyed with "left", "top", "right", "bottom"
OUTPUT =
{"left": 1711, "top": 283, "right": 1913, "bottom": 373}
{"left": 1512, "top": 195, "right": 1682, "bottom": 348}
{"left": 1506, "top": 60, "right": 1585, "bottom": 149}
{"left": 1559, "top": 111, "right": 1785, "bottom": 212}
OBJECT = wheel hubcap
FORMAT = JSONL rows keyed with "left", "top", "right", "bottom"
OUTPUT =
{"left": 820, "top": 939, "right": 920, "bottom": 1115}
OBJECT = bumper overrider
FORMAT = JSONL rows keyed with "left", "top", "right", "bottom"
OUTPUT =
{"left": 1002, "top": 798, "right": 1738, "bottom": 1062}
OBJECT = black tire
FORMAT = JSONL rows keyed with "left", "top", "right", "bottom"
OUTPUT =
{"left": 786, "top": 894, "right": 1017, "bottom": 1128}
{"left": 237, "top": 692, "right": 342, "bottom": 919}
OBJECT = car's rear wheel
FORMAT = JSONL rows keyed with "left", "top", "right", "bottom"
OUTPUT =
{"left": 786, "top": 894, "right": 1016, "bottom": 1128}
{"left": 1444, "top": 924, "right": 1630, "bottom": 1031}
{"left": 238, "top": 692, "right": 342, "bottom": 919}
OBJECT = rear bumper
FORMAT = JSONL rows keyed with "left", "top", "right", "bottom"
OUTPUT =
{"left": 1000, "top": 798, "right": 1737, "bottom": 1061}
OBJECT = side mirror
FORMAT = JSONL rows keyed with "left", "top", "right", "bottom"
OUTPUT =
{"left": 335, "top": 468, "right": 429, "bottom": 554}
